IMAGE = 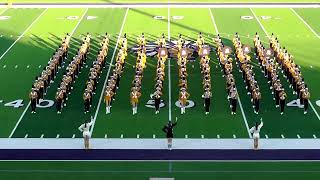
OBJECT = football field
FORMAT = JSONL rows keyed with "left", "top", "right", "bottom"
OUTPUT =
{"left": 1, "top": 2, "right": 320, "bottom": 179}
{"left": 0, "top": 6, "right": 319, "bottom": 139}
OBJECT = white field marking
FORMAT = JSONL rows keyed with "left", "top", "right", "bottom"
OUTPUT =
{"left": 137, "top": 134, "right": 140, "bottom": 138}
{"left": 153, "top": 134, "right": 156, "bottom": 138}
{"left": 297, "top": 134, "right": 301, "bottom": 138}
{"left": 27, "top": 65, "right": 30, "bottom": 68}
{"left": 0, "top": 9, "right": 8, "bottom": 16}
{"left": 24, "top": 134, "right": 28, "bottom": 138}
{"left": 185, "top": 135, "right": 188, "bottom": 138}
{"left": 120, "top": 134, "right": 123, "bottom": 138}
{"left": 250, "top": 8, "right": 269, "bottom": 38}
{"left": 104, "top": 134, "right": 107, "bottom": 138}
{"left": 14, "top": 65, "right": 18, "bottom": 68}
{"left": 265, "top": 134, "right": 269, "bottom": 139}
{"left": 308, "top": 100, "right": 320, "bottom": 121}
{"left": 72, "top": 134, "right": 75, "bottom": 138}
{"left": 281, "top": 134, "right": 285, "bottom": 138}
{"left": 8, "top": 8, "right": 87, "bottom": 138}
{"left": 209, "top": 10, "right": 251, "bottom": 138}
{"left": 251, "top": 9, "right": 320, "bottom": 121}
{"left": 6, "top": 4, "right": 320, "bottom": 9}
{"left": 90, "top": 8, "right": 129, "bottom": 134}
{"left": 40, "top": 134, "right": 44, "bottom": 138}
{"left": 291, "top": 8, "right": 320, "bottom": 39}
{"left": 167, "top": 7, "right": 172, "bottom": 121}
{"left": 217, "top": 134, "right": 220, "bottom": 138}
{"left": 313, "top": 134, "right": 317, "bottom": 138}
{"left": 0, "top": 8, "right": 48, "bottom": 61}
{"left": 201, "top": 135, "right": 204, "bottom": 138}
{"left": 208, "top": 8, "right": 219, "bottom": 35}
{"left": 2, "top": 65, "right": 6, "bottom": 68}
{"left": 233, "top": 134, "right": 237, "bottom": 138}
{"left": 38, "top": 65, "right": 41, "bottom": 68}
{"left": 0, "top": 100, "right": 3, "bottom": 103}
{"left": 56, "top": 134, "right": 60, "bottom": 138}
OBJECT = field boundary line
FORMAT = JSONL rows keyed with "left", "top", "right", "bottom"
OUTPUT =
{"left": 2, "top": 160, "right": 320, "bottom": 162}
{"left": 2, "top": 3, "right": 320, "bottom": 9}
{"left": 90, "top": 8, "right": 129, "bottom": 135}
{"left": 209, "top": 8, "right": 252, "bottom": 138}
{"left": 251, "top": 8, "right": 320, "bottom": 121}
{"left": 168, "top": 5, "right": 172, "bottom": 121}
{"left": 290, "top": 8, "right": 320, "bottom": 39}
{"left": 8, "top": 8, "right": 88, "bottom": 138}
{"left": 0, "top": 8, "right": 48, "bottom": 61}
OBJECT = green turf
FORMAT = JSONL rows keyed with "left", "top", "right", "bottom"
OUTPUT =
{"left": 294, "top": 8, "right": 320, "bottom": 36}
{"left": 1, "top": 161, "right": 320, "bottom": 180}
{"left": 11, "top": 8, "right": 126, "bottom": 138}
{"left": 0, "top": 7, "right": 319, "bottom": 138}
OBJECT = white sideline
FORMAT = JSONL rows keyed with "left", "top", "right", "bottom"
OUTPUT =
{"left": 1, "top": 138, "right": 320, "bottom": 149}
{"left": 209, "top": 8, "right": 252, "bottom": 138}
{"left": 0, "top": 8, "right": 48, "bottom": 61}
{"left": 251, "top": 8, "right": 320, "bottom": 121}
{"left": 90, "top": 8, "right": 129, "bottom": 135}
{"left": 8, "top": 8, "right": 88, "bottom": 138}
{"left": 1, "top": 4, "right": 319, "bottom": 9}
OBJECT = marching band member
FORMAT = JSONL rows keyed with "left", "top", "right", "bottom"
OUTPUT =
{"left": 78, "top": 116, "right": 94, "bottom": 150}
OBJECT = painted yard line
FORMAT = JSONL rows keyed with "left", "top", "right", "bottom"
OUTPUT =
{"left": 90, "top": 8, "right": 129, "bottom": 135}
{"left": 251, "top": 8, "right": 320, "bottom": 121}
{"left": 290, "top": 8, "right": 320, "bottom": 38}
{"left": 0, "top": 8, "right": 7, "bottom": 15}
{"left": 210, "top": 8, "right": 251, "bottom": 138}
{"left": 6, "top": 4, "right": 320, "bottom": 9}
{"left": 308, "top": 100, "right": 320, "bottom": 121}
{"left": 208, "top": 8, "right": 219, "bottom": 35}
{"left": 0, "top": 8, "right": 48, "bottom": 61}
{"left": 297, "top": 134, "right": 301, "bottom": 139}
{"left": 289, "top": 9, "right": 320, "bottom": 120}
{"left": 8, "top": 8, "right": 88, "bottom": 138}
{"left": 71, "top": 8, "right": 88, "bottom": 36}
{"left": 250, "top": 8, "right": 270, "bottom": 38}
{"left": 167, "top": 6, "right": 172, "bottom": 121}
